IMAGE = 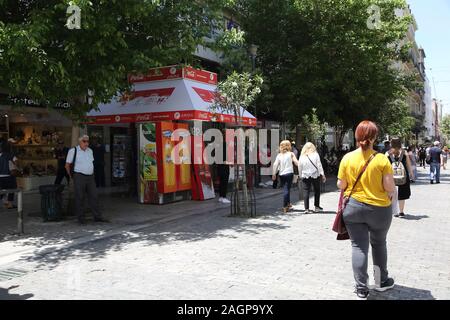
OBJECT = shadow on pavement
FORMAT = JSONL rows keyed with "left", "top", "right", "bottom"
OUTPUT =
{"left": 401, "top": 214, "right": 429, "bottom": 221}
{"left": 18, "top": 205, "right": 292, "bottom": 270}
{"left": 368, "top": 285, "right": 435, "bottom": 300}
{"left": 0, "top": 286, "right": 33, "bottom": 300}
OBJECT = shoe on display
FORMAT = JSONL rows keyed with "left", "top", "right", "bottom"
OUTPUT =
{"left": 373, "top": 278, "right": 395, "bottom": 292}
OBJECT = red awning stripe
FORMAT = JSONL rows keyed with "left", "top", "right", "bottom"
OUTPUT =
{"left": 85, "top": 110, "right": 256, "bottom": 126}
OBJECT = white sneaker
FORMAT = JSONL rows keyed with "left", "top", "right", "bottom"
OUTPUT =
{"left": 218, "top": 197, "right": 224, "bottom": 203}
{"left": 221, "top": 198, "right": 231, "bottom": 204}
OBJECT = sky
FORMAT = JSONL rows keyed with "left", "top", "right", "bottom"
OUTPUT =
{"left": 407, "top": 0, "right": 450, "bottom": 115}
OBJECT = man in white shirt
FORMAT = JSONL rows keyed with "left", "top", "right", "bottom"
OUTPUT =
{"left": 65, "top": 135, "right": 108, "bottom": 225}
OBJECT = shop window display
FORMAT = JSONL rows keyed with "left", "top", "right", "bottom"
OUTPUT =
{"left": 9, "top": 124, "right": 71, "bottom": 190}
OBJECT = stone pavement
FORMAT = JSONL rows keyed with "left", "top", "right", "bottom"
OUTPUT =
{"left": 0, "top": 167, "right": 449, "bottom": 300}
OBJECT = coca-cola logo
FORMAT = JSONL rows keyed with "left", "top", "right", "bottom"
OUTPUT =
{"left": 115, "top": 116, "right": 121, "bottom": 122}
{"left": 136, "top": 114, "right": 151, "bottom": 122}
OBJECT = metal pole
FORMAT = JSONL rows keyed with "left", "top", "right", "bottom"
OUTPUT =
{"left": 17, "top": 190, "right": 24, "bottom": 234}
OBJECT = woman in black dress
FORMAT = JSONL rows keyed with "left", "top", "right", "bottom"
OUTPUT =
{"left": 386, "top": 138, "right": 414, "bottom": 218}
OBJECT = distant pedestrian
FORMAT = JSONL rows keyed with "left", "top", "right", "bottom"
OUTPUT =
{"left": 65, "top": 135, "right": 109, "bottom": 225}
{"left": 298, "top": 142, "right": 326, "bottom": 214}
{"left": 91, "top": 137, "right": 106, "bottom": 188}
{"left": 337, "top": 120, "right": 396, "bottom": 299}
{"left": 442, "top": 146, "right": 449, "bottom": 170}
{"left": 291, "top": 141, "right": 300, "bottom": 186}
{"left": 54, "top": 140, "right": 70, "bottom": 185}
{"left": 381, "top": 140, "right": 391, "bottom": 154}
{"left": 272, "top": 140, "right": 299, "bottom": 213}
{"left": 0, "top": 141, "right": 18, "bottom": 209}
{"left": 429, "top": 141, "right": 443, "bottom": 184}
{"left": 407, "top": 146, "right": 418, "bottom": 183}
{"left": 386, "top": 138, "right": 414, "bottom": 218}
{"left": 418, "top": 146, "right": 426, "bottom": 168}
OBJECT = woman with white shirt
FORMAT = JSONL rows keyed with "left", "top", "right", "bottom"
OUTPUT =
{"left": 298, "top": 142, "right": 326, "bottom": 214}
{"left": 272, "top": 140, "right": 299, "bottom": 213}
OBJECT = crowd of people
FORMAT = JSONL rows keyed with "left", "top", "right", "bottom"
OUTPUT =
{"left": 271, "top": 121, "right": 448, "bottom": 299}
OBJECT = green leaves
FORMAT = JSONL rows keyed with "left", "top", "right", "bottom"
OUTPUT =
{"left": 0, "top": 0, "right": 225, "bottom": 121}
{"left": 211, "top": 71, "right": 263, "bottom": 123}
{"left": 235, "top": 0, "right": 413, "bottom": 131}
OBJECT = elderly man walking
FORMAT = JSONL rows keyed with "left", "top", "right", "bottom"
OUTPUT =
{"left": 429, "top": 141, "right": 443, "bottom": 184}
{"left": 65, "top": 135, "right": 109, "bottom": 225}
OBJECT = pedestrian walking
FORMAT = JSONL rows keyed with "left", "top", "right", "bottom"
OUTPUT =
{"left": 298, "top": 142, "right": 326, "bottom": 214}
{"left": 291, "top": 141, "right": 300, "bottom": 187}
{"left": 418, "top": 146, "right": 426, "bottom": 168}
{"left": 386, "top": 138, "right": 414, "bottom": 218}
{"left": 91, "top": 137, "right": 106, "bottom": 188}
{"left": 65, "top": 135, "right": 109, "bottom": 225}
{"left": 54, "top": 140, "right": 70, "bottom": 185}
{"left": 407, "top": 146, "right": 418, "bottom": 182}
{"left": 337, "top": 120, "right": 396, "bottom": 299}
{"left": 0, "top": 141, "right": 18, "bottom": 209}
{"left": 442, "top": 146, "right": 449, "bottom": 170}
{"left": 272, "top": 140, "right": 299, "bottom": 213}
{"left": 429, "top": 141, "right": 443, "bottom": 184}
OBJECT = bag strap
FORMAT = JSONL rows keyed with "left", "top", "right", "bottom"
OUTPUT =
{"left": 306, "top": 154, "right": 319, "bottom": 173}
{"left": 347, "top": 152, "right": 378, "bottom": 199}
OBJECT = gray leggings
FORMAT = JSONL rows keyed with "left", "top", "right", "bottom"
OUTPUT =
{"left": 343, "top": 198, "right": 393, "bottom": 290}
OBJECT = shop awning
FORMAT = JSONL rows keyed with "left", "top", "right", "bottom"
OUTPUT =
{"left": 87, "top": 66, "right": 256, "bottom": 126}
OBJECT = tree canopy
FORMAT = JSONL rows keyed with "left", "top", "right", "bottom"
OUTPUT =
{"left": 231, "top": 0, "right": 416, "bottom": 131}
{"left": 0, "top": 0, "right": 225, "bottom": 120}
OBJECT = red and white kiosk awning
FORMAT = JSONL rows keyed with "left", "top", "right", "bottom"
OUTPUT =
{"left": 87, "top": 66, "right": 256, "bottom": 126}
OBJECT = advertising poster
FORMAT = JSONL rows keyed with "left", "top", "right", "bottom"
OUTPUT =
{"left": 158, "top": 121, "right": 177, "bottom": 193}
{"left": 139, "top": 123, "right": 158, "bottom": 204}
{"left": 175, "top": 122, "right": 192, "bottom": 191}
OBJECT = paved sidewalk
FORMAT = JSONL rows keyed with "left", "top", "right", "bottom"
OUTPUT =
{"left": 0, "top": 167, "right": 449, "bottom": 300}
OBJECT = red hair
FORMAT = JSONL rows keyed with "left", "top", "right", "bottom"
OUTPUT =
{"left": 355, "top": 120, "right": 378, "bottom": 151}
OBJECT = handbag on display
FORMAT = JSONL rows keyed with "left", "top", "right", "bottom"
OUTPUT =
{"left": 332, "top": 152, "right": 378, "bottom": 240}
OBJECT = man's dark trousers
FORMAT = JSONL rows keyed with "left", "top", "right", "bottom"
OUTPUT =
{"left": 73, "top": 173, "right": 102, "bottom": 221}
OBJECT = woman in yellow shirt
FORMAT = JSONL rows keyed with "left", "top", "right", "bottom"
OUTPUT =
{"left": 337, "top": 120, "right": 396, "bottom": 299}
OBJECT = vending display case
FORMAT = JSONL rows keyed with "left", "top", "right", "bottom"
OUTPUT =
{"left": 138, "top": 121, "right": 192, "bottom": 204}
{"left": 111, "top": 134, "right": 131, "bottom": 185}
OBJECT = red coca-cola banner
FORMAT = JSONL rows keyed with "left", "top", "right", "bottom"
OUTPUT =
{"left": 86, "top": 111, "right": 256, "bottom": 126}
{"left": 128, "top": 66, "right": 218, "bottom": 85}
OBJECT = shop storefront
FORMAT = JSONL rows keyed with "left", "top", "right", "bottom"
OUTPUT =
{"left": 0, "top": 103, "right": 73, "bottom": 191}
{"left": 87, "top": 65, "right": 256, "bottom": 204}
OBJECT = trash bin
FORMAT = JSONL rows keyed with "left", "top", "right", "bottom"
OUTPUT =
{"left": 39, "top": 184, "right": 65, "bottom": 222}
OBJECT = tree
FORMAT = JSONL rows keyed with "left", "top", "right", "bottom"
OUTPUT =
{"left": 378, "top": 99, "right": 415, "bottom": 139}
{"left": 210, "top": 71, "right": 263, "bottom": 216}
{"left": 232, "top": 0, "right": 415, "bottom": 132}
{"left": 301, "top": 108, "right": 326, "bottom": 145}
{"left": 0, "top": 0, "right": 225, "bottom": 120}
{"left": 442, "top": 114, "right": 450, "bottom": 145}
